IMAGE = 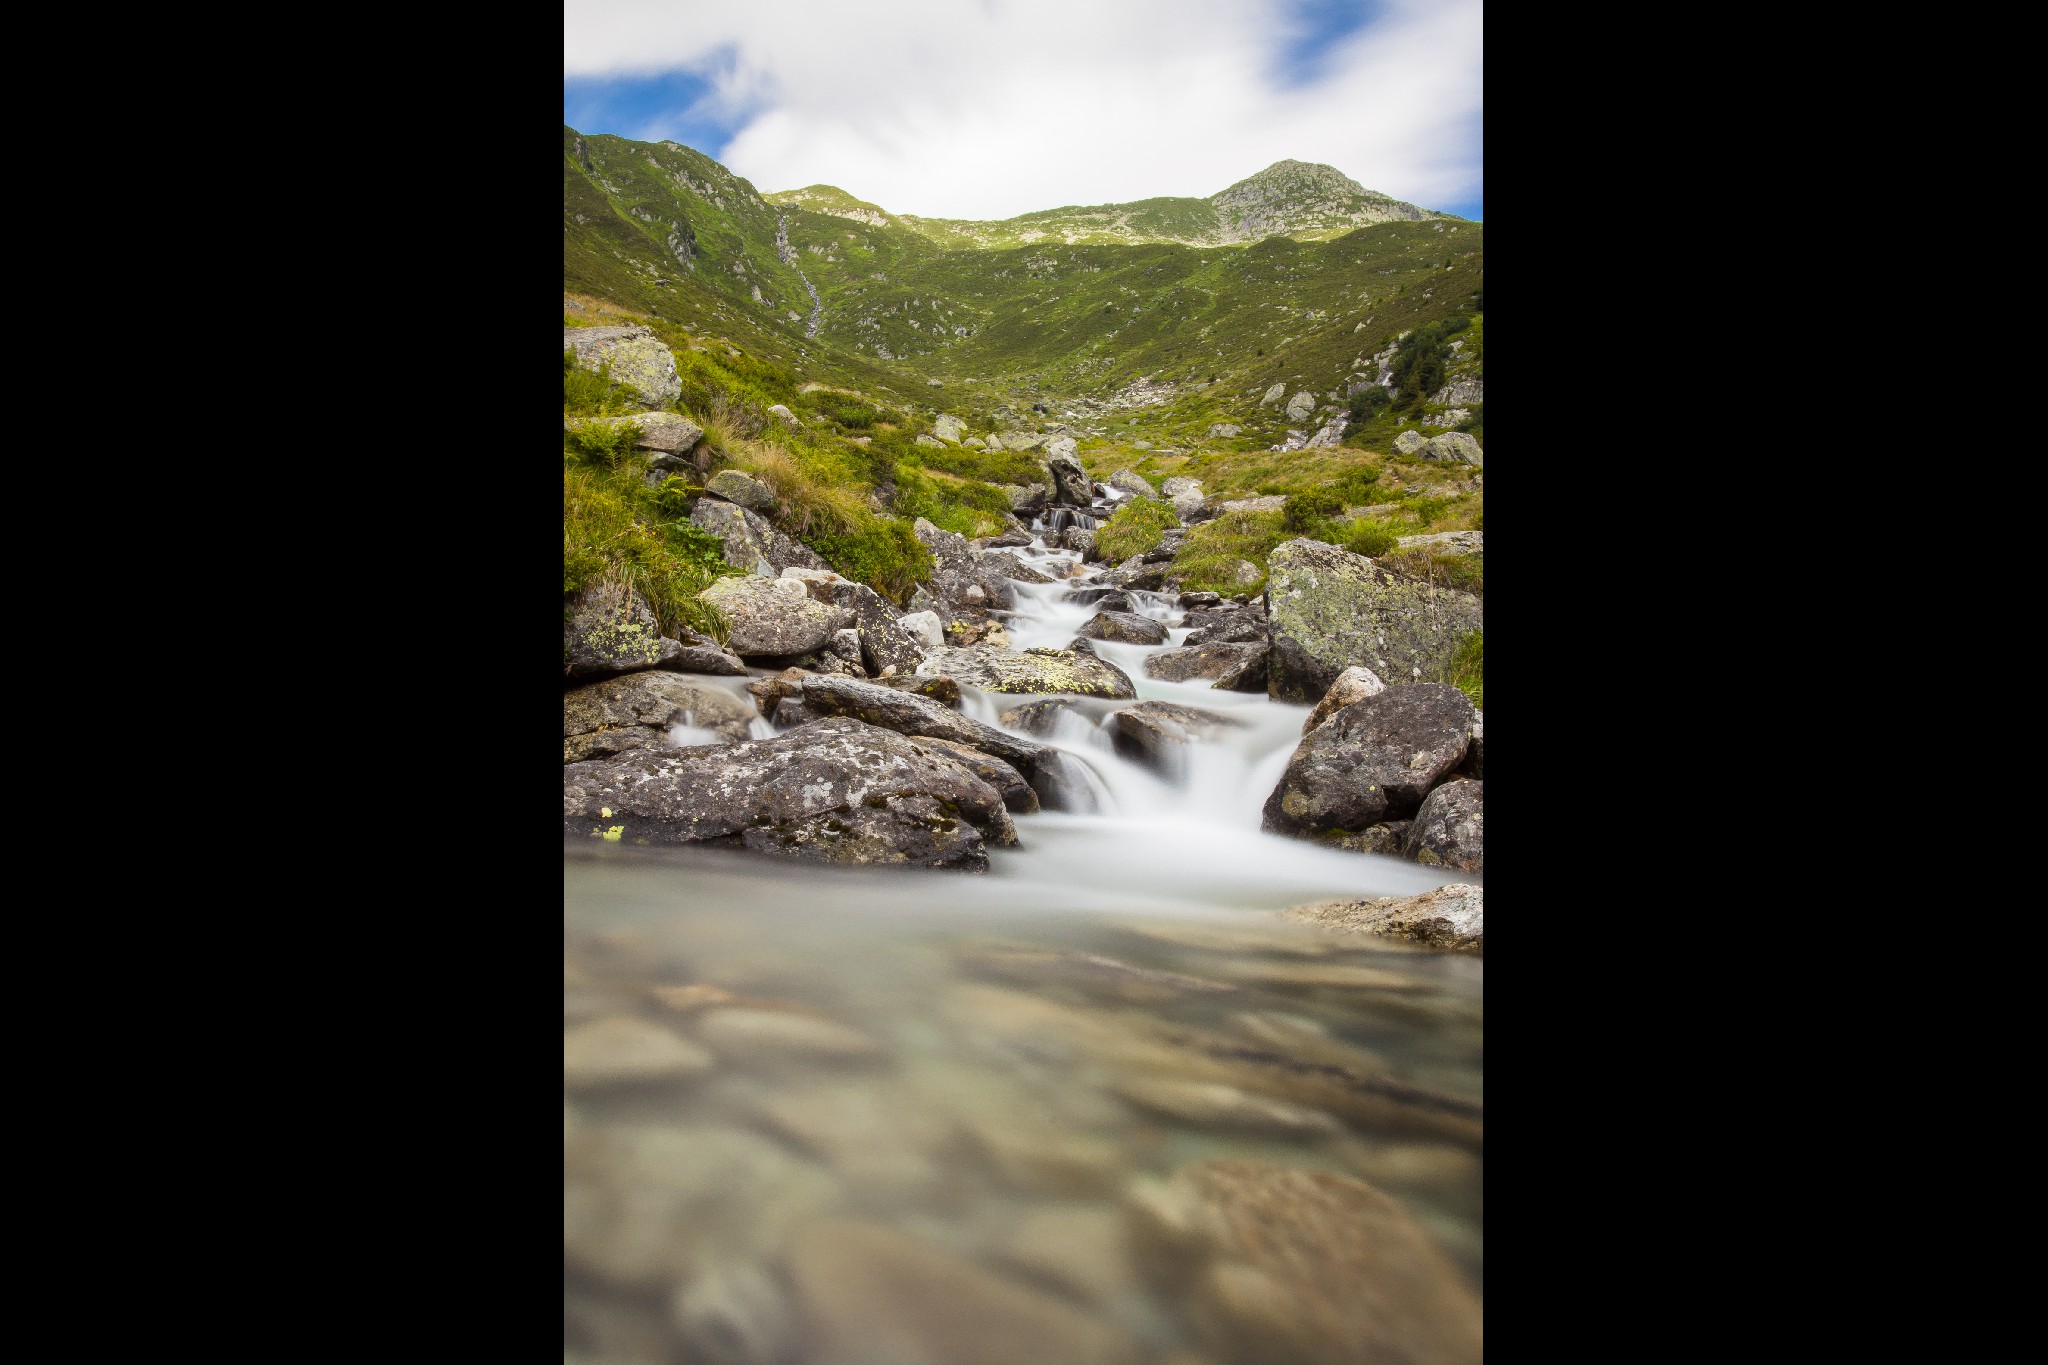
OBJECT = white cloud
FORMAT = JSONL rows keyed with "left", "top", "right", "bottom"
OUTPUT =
{"left": 564, "top": 0, "right": 1481, "bottom": 219}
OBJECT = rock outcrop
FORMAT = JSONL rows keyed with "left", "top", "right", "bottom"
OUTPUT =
{"left": 917, "top": 645, "right": 1137, "bottom": 699}
{"left": 563, "top": 325, "right": 681, "bottom": 409}
{"left": 1263, "top": 538, "right": 1482, "bottom": 704}
{"left": 1262, "top": 683, "right": 1475, "bottom": 838}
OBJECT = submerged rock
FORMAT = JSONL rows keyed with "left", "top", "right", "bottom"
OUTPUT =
{"left": 1126, "top": 1159, "right": 1482, "bottom": 1365}
{"left": 1112, "top": 700, "right": 1250, "bottom": 776}
{"left": 562, "top": 1016, "right": 714, "bottom": 1091}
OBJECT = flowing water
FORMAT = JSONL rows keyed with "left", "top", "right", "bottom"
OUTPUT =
{"left": 565, "top": 490, "right": 1483, "bottom": 1365}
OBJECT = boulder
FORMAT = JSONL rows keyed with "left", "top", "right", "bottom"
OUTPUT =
{"left": 1160, "top": 477, "right": 1205, "bottom": 498}
{"left": 1263, "top": 538, "right": 1483, "bottom": 704}
{"left": 906, "top": 737, "right": 1039, "bottom": 813}
{"left": 562, "top": 325, "right": 681, "bottom": 409}
{"left": 1304, "top": 415, "right": 1349, "bottom": 448}
{"left": 1125, "top": 1160, "right": 1481, "bottom": 1365}
{"left": 1393, "top": 430, "right": 1428, "bottom": 455}
{"left": 1171, "top": 489, "right": 1210, "bottom": 521}
{"left": 1405, "top": 779, "right": 1483, "bottom": 871}
{"left": 933, "top": 413, "right": 967, "bottom": 443}
{"left": 1430, "top": 377, "right": 1484, "bottom": 407}
{"left": 1420, "top": 432, "right": 1483, "bottom": 466}
{"left": 1301, "top": 665, "right": 1387, "bottom": 734}
{"left": 1061, "top": 526, "right": 1097, "bottom": 558}
{"left": 563, "top": 582, "right": 740, "bottom": 681}
{"left": 608, "top": 411, "right": 703, "bottom": 454}
{"left": 564, "top": 717, "right": 1016, "bottom": 871}
{"left": 1000, "top": 430, "right": 1048, "bottom": 451}
{"left": 981, "top": 549, "right": 1056, "bottom": 584}
{"left": 915, "top": 434, "right": 945, "bottom": 448}
{"left": 917, "top": 645, "right": 1137, "bottom": 699}
{"left": 1182, "top": 603, "right": 1268, "bottom": 648}
{"left": 688, "top": 499, "right": 831, "bottom": 578}
{"left": 1112, "top": 700, "right": 1249, "bottom": 777}
{"left": 912, "top": 518, "right": 1015, "bottom": 618}
{"left": 1047, "top": 448, "right": 1092, "bottom": 507}
{"left": 1109, "top": 469, "right": 1158, "bottom": 499}
{"left": 1282, "top": 883, "right": 1483, "bottom": 953}
{"left": 563, "top": 671, "right": 757, "bottom": 763}
{"left": 1080, "top": 610, "right": 1168, "bottom": 645}
{"left": 766, "top": 403, "right": 800, "bottom": 423}
{"left": 1396, "top": 531, "right": 1483, "bottom": 556}
{"left": 1218, "top": 495, "right": 1285, "bottom": 515}
{"left": 699, "top": 576, "right": 855, "bottom": 659}
{"left": 1066, "top": 587, "right": 1135, "bottom": 614}
{"left": 1262, "top": 683, "right": 1475, "bottom": 838}
{"left": 1259, "top": 383, "right": 1286, "bottom": 406}
{"left": 705, "top": 469, "right": 776, "bottom": 511}
{"left": 896, "top": 610, "right": 945, "bottom": 650}
{"left": 1206, "top": 423, "right": 1241, "bottom": 439}
{"left": 1143, "top": 642, "right": 1269, "bottom": 691}
{"left": 799, "top": 676, "right": 1054, "bottom": 789}
{"left": 1285, "top": 390, "right": 1317, "bottom": 421}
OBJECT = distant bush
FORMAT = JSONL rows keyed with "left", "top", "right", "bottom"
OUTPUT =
{"left": 1094, "top": 498, "right": 1181, "bottom": 561}
{"left": 810, "top": 517, "right": 933, "bottom": 606}
{"left": 1331, "top": 465, "right": 1387, "bottom": 505}
{"left": 1283, "top": 490, "right": 1344, "bottom": 532}
{"left": 1341, "top": 520, "right": 1400, "bottom": 558}
{"left": 1346, "top": 386, "right": 1391, "bottom": 422}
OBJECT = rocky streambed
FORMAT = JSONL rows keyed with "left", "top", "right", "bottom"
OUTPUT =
{"left": 564, "top": 466, "right": 1485, "bottom": 1363}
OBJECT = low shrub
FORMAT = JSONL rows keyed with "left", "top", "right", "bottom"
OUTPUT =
{"left": 563, "top": 417, "right": 642, "bottom": 472}
{"left": 563, "top": 464, "right": 738, "bottom": 643}
{"left": 1446, "top": 630, "right": 1482, "bottom": 709}
{"left": 1094, "top": 498, "right": 1182, "bottom": 561}
{"left": 1340, "top": 520, "right": 1401, "bottom": 558}
{"left": 1169, "top": 507, "right": 1290, "bottom": 595}
{"left": 1283, "top": 490, "right": 1344, "bottom": 532}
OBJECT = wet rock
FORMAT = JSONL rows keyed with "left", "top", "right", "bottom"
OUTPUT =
{"left": 1404, "top": 780, "right": 1483, "bottom": 872}
{"left": 1080, "top": 610, "right": 1168, "bottom": 645}
{"left": 1301, "top": 665, "right": 1388, "bottom": 734}
{"left": 982, "top": 548, "right": 1056, "bottom": 584}
{"left": 564, "top": 671, "right": 758, "bottom": 763}
{"left": 956, "top": 1114, "right": 1126, "bottom": 1195}
{"left": 913, "top": 518, "right": 1015, "bottom": 618}
{"left": 565, "top": 1124, "right": 840, "bottom": 1290}
{"left": 1181, "top": 604, "right": 1268, "bottom": 648}
{"left": 1264, "top": 539, "right": 1483, "bottom": 705}
{"left": 563, "top": 1016, "right": 715, "bottom": 1091}
{"left": 1262, "top": 683, "right": 1475, "bottom": 838}
{"left": 1061, "top": 525, "right": 1097, "bottom": 557}
{"left": 1227, "top": 1011, "right": 1394, "bottom": 1074}
{"left": 1282, "top": 884, "right": 1484, "bottom": 954}
{"left": 957, "top": 945, "right": 1235, "bottom": 1004}
{"left": 744, "top": 1081, "right": 954, "bottom": 1193}
{"left": 918, "top": 644, "right": 1137, "bottom": 699}
{"left": 1114, "top": 1077, "right": 1344, "bottom": 1138}
{"left": 1047, "top": 448, "right": 1093, "bottom": 507}
{"left": 800, "top": 676, "right": 1053, "bottom": 780}
{"left": 690, "top": 499, "right": 832, "bottom": 578}
{"left": 1319, "top": 821, "right": 1412, "bottom": 856}
{"left": 907, "top": 737, "right": 1039, "bottom": 813}
{"left": 1178, "top": 590, "right": 1222, "bottom": 608}
{"left": 876, "top": 671, "right": 960, "bottom": 707}
{"left": 896, "top": 609, "right": 945, "bottom": 650}
{"left": 564, "top": 716, "right": 1016, "bottom": 872}
{"left": 695, "top": 1006, "right": 884, "bottom": 1064}
{"left": 786, "top": 1219, "right": 1147, "bottom": 1365}
{"left": 1112, "top": 700, "right": 1250, "bottom": 777}
{"left": 1143, "top": 642, "right": 1270, "bottom": 692}
{"left": 670, "top": 1262, "right": 795, "bottom": 1365}
{"left": 998, "top": 697, "right": 1090, "bottom": 737}
{"left": 996, "top": 1206, "right": 1141, "bottom": 1307}
{"left": 699, "top": 576, "right": 856, "bottom": 659}
{"left": 1065, "top": 586, "right": 1135, "bottom": 613}
{"left": 1125, "top": 1160, "right": 1481, "bottom": 1365}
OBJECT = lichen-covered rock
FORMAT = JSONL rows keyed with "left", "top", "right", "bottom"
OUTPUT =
{"left": 917, "top": 645, "right": 1136, "bottom": 699}
{"left": 1206, "top": 423, "right": 1241, "bottom": 439}
{"left": 1111, "top": 700, "right": 1249, "bottom": 776}
{"left": 932, "top": 413, "right": 967, "bottom": 442}
{"left": 563, "top": 582, "right": 718, "bottom": 682}
{"left": 705, "top": 469, "right": 776, "bottom": 511}
{"left": 1259, "top": 383, "right": 1286, "bottom": 406}
{"left": 907, "top": 737, "right": 1039, "bottom": 813}
{"left": 1143, "top": 642, "right": 1270, "bottom": 691}
{"left": 1405, "top": 779, "right": 1482, "bottom": 871}
{"left": 1108, "top": 469, "right": 1158, "bottom": 499}
{"left": 1182, "top": 602, "right": 1268, "bottom": 648}
{"left": 1420, "top": 432, "right": 1483, "bottom": 466}
{"left": 1263, "top": 538, "right": 1483, "bottom": 704}
{"left": 689, "top": 499, "right": 830, "bottom": 578}
{"left": 1079, "top": 610, "right": 1168, "bottom": 645}
{"left": 1047, "top": 448, "right": 1092, "bottom": 507}
{"left": 912, "top": 517, "right": 1014, "bottom": 618}
{"left": 1000, "top": 482, "right": 1052, "bottom": 517}
{"left": 699, "top": 576, "right": 855, "bottom": 659}
{"left": 1393, "top": 430, "right": 1428, "bottom": 454}
{"left": 562, "top": 325, "right": 681, "bottom": 409}
{"left": 1301, "top": 665, "right": 1387, "bottom": 734}
{"left": 564, "top": 716, "right": 1015, "bottom": 871}
{"left": 1282, "top": 883, "right": 1483, "bottom": 953}
{"left": 608, "top": 410, "right": 703, "bottom": 453}
{"left": 1262, "top": 683, "right": 1474, "bottom": 838}
{"left": 896, "top": 610, "right": 945, "bottom": 650}
{"left": 1125, "top": 1159, "right": 1481, "bottom": 1365}
{"left": 1061, "top": 525, "right": 1097, "bottom": 558}
{"left": 1285, "top": 389, "right": 1317, "bottom": 421}
{"left": 564, "top": 672, "right": 758, "bottom": 763}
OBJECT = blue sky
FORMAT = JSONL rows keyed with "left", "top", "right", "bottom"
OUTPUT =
{"left": 564, "top": 0, "right": 1481, "bottom": 222}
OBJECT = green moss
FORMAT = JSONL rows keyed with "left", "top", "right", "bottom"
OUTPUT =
{"left": 1094, "top": 498, "right": 1181, "bottom": 561}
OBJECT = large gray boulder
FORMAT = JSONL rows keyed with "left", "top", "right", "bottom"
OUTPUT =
{"left": 1420, "top": 432, "right": 1483, "bottom": 466}
{"left": 1079, "top": 611, "right": 1168, "bottom": 645}
{"left": 1393, "top": 430, "right": 1428, "bottom": 455}
{"left": 1301, "top": 666, "right": 1387, "bottom": 734}
{"left": 1046, "top": 448, "right": 1092, "bottom": 507}
{"left": 801, "top": 676, "right": 1056, "bottom": 796}
{"left": 1405, "top": 779, "right": 1483, "bottom": 871}
{"left": 1263, "top": 538, "right": 1483, "bottom": 704}
{"left": 563, "top": 325, "right": 681, "bottom": 409}
{"left": 706, "top": 469, "right": 777, "bottom": 511}
{"left": 912, "top": 519, "right": 1014, "bottom": 618}
{"left": 1259, "top": 383, "right": 1286, "bottom": 406}
{"left": 564, "top": 672, "right": 757, "bottom": 763}
{"left": 566, "top": 717, "right": 1016, "bottom": 871}
{"left": 699, "top": 576, "right": 855, "bottom": 659}
{"left": 1182, "top": 602, "right": 1267, "bottom": 648}
{"left": 1284, "top": 390, "right": 1317, "bottom": 422}
{"left": 778, "top": 570, "right": 929, "bottom": 678}
{"left": 917, "top": 645, "right": 1137, "bottom": 699}
{"left": 933, "top": 414, "right": 967, "bottom": 443}
{"left": 689, "top": 499, "right": 831, "bottom": 579}
{"left": 1261, "top": 683, "right": 1474, "bottom": 839}
{"left": 1142, "top": 642, "right": 1269, "bottom": 691}
{"left": 1109, "top": 470, "right": 1158, "bottom": 499}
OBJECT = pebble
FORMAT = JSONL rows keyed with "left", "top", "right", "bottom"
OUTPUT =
{"left": 563, "top": 1016, "right": 715, "bottom": 1090}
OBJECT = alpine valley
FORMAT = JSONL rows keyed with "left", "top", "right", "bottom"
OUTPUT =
{"left": 564, "top": 121, "right": 1485, "bottom": 1365}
